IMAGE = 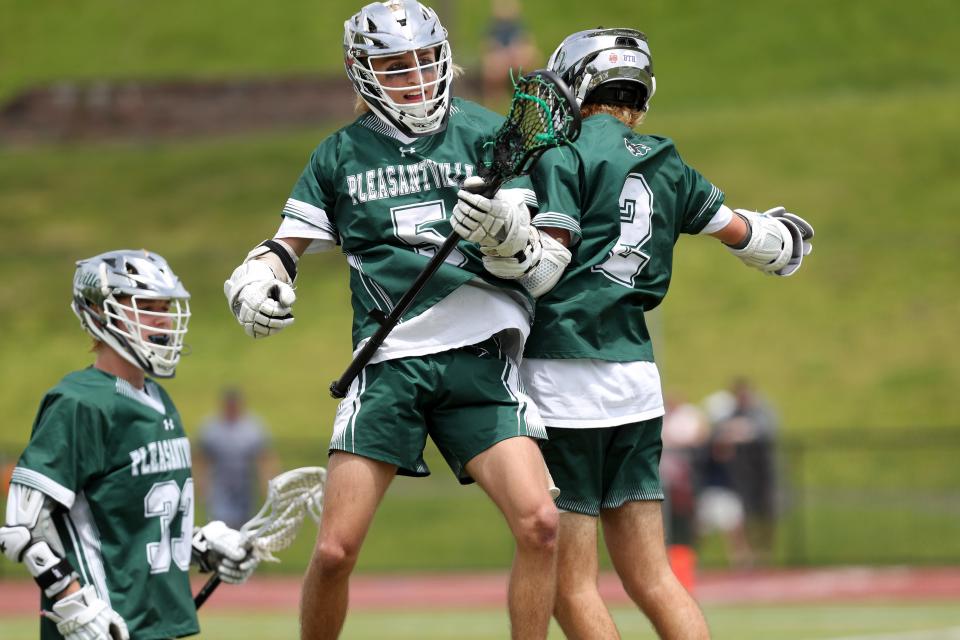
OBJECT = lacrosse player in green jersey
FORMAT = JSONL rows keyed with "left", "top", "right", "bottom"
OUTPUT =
{"left": 1, "top": 250, "right": 262, "bottom": 640}
{"left": 222, "top": 2, "right": 564, "bottom": 638}
{"left": 451, "top": 28, "right": 814, "bottom": 640}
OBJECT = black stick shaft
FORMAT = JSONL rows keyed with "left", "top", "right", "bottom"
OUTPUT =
{"left": 329, "top": 231, "right": 460, "bottom": 398}
{"left": 329, "top": 181, "right": 501, "bottom": 399}
{"left": 193, "top": 574, "right": 221, "bottom": 609}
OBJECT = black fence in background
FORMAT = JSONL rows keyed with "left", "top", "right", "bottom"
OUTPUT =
{"left": 1, "top": 428, "right": 958, "bottom": 574}
{"left": 775, "top": 429, "right": 960, "bottom": 566}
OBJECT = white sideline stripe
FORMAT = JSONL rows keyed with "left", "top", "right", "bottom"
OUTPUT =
{"left": 816, "top": 626, "right": 960, "bottom": 640}
{"left": 61, "top": 513, "right": 91, "bottom": 589}
{"left": 68, "top": 492, "right": 112, "bottom": 607}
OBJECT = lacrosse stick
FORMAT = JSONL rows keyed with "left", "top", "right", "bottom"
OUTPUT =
{"left": 329, "top": 68, "right": 581, "bottom": 398}
{"left": 193, "top": 466, "right": 326, "bottom": 609}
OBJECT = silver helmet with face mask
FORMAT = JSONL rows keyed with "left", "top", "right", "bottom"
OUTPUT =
{"left": 344, "top": 0, "right": 453, "bottom": 137}
{"left": 547, "top": 28, "right": 655, "bottom": 112}
{"left": 71, "top": 250, "right": 191, "bottom": 378}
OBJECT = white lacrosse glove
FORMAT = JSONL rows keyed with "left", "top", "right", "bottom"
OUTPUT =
{"left": 726, "top": 207, "right": 814, "bottom": 276}
{"left": 45, "top": 585, "right": 129, "bottom": 640}
{"left": 451, "top": 176, "right": 534, "bottom": 256}
{"left": 224, "top": 240, "right": 298, "bottom": 338}
{"left": 482, "top": 231, "right": 571, "bottom": 298}
{"left": 192, "top": 521, "right": 260, "bottom": 585}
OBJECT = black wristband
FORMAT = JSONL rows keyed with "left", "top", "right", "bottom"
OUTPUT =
{"left": 260, "top": 239, "right": 299, "bottom": 281}
{"left": 34, "top": 557, "right": 76, "bottom": 592}
{"left": 727, "top": 212, "right": 753, "bottom": 250}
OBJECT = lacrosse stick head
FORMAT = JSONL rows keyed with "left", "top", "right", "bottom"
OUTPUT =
{"left": 477, "top": 68, "right": 581, "bottom": 197}
{"left": 241, "top": 466, "right": 326, "bottom": 562}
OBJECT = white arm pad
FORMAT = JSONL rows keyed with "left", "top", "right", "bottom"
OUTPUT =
{"left": 517, "top": 233, "right": 571, "bottom": 298}
{"left": 2, "top": 483, "right": 78, "bottom": 598}
{"left": 482, "top": 231, "right": 571, "bottom": 298}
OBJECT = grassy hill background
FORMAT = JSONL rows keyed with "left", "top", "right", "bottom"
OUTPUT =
{"left": 0, "top": 0, "right": 958, "bottom": 571}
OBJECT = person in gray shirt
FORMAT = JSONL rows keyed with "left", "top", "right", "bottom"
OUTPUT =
{"left": 197, "top": 388, "right": 279, "bottom": 529}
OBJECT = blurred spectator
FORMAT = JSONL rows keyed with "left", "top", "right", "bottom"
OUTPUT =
{"left": 722, "top": 377, "right": 781, "bottom": 562}
{"left": 696, "top": 418, "right": 755, "bottom": 569}
{"left": 661, "top": 392, "right": 709, "bottom": 546}
{"left": 481, "top": 0, "right": 540, "bottom": 104}
{"left": 197, "top": 387, "right": 279, "bottom": 529}
{"left": 660, "top": 392, "right": 710, "bottom": 590}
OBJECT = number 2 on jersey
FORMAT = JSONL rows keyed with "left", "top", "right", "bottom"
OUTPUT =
{"left": 592, "top": 173, "right": 654, "bottom": 288}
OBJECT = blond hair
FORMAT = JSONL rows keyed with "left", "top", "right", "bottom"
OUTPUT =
{"left": 581, "top": 103, "right": 646, "bottom": 130}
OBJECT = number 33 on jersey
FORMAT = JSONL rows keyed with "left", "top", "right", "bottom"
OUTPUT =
{"left": 12, "top": 367, "right": 200, "bottom": 639}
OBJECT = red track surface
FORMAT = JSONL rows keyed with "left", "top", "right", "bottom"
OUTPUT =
{"left": 2, "top": 568, "right": 958, "bottom": 614}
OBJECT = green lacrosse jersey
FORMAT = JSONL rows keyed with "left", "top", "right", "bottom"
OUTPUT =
{"left": 12, "top": 367, "right": 199, "bottom": 640}
{"left": 280, "top": 98, "right": 536, "bottom": 352}
{"left": 526, "top": 114, "right": 725, "bottom": 362}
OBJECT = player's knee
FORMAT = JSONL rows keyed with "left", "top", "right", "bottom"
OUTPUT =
{"left": 554, "top": 582, "right": 584, "bottom": 611}
{"left": 313, "top": 537, "right": 360, "bottom": 577}
{"left": 623, "top": 566, "right": 682, "bottom": 609}
{"left": 515, "top": 502, "right": 559, "bottom": 552}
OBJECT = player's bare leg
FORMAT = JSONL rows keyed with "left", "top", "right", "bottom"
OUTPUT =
{"left": 553, "top": 512, "right": 621, "bottom": 639}
{"left": 300, "top": 452, "right": 396, "bottom": 640}
{"left": 602, "top": 501, "right": 710, "bottom": 640}
{"left": 466, "top": 437, "right": 559, "bottom": 640}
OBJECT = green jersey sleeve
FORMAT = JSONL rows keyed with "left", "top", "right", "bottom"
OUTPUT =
{"left": 282, "top": 135, "right": 341, "bottom": 243}
{"left": 674, "top": 146, "right": 724, "bottom": 235}
{"left": 529, "top": 145, "right": 583, "bottom": 243}
{"left": 15, "top": 394, "right": 106, "bottom": 507}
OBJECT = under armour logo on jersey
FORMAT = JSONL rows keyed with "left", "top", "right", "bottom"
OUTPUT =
{"left": 624, "top": 138, "right": 652, "bottom": 157}
{"left": 399, "top": 146, "right": 418, "bottom": 157}
{"left": 162, "top": 418, "right": 175, "bottom": 431}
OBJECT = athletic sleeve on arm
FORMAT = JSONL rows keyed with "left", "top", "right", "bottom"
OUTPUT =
{"left": 698, "top": 203, "right": 734, "bottom": 235}
{"left": 674, "top": 147, "right": 725, "bottom": 235}
{"left": 11, "top": 395, "right": 106, "bottom": 508}
{"left": 279, "top": 136, "right": 341, "bottom": 254}
{"left": 529, "top": 146, "right": 583, "bottom": 245}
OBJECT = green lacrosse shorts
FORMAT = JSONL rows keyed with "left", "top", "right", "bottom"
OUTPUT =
{"left": 542, "top": 417, "right": 665, "bottom": 516}
{"left": 330, "top": 338, "right": 545, "bottom": 483}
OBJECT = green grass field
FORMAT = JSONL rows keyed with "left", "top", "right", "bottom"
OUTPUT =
{"left": 3, "top": 603, "right": 959, "bottom": 639}
{"left": 1, "top": 0, "right": 958, "bottom": 575}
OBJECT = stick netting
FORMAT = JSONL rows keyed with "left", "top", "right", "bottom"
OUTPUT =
{"left": 241, "top": 466, "right": 326, "bottom": 561}
{"left": 481, "top": 70, "right": 581, "bottom": 189}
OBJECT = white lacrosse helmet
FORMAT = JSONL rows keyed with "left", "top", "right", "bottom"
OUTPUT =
{"left": 547, "top": 28, "right": 656, "bottom": 112}
{"left": 344, "top": 0, "right": 453, "bottom": 137}
{"left": 71, "top": 250, "right": 191, "bottom": 378}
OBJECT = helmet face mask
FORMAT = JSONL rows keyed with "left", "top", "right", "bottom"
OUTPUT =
{"left": 547, "top": 28, "right": 656, "bottom": 112}
{"left": 344, "top": 0, "right": 453, "bottom": 137}
{"left": 72, "top": 250, "right": 191, "bottom": 378}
